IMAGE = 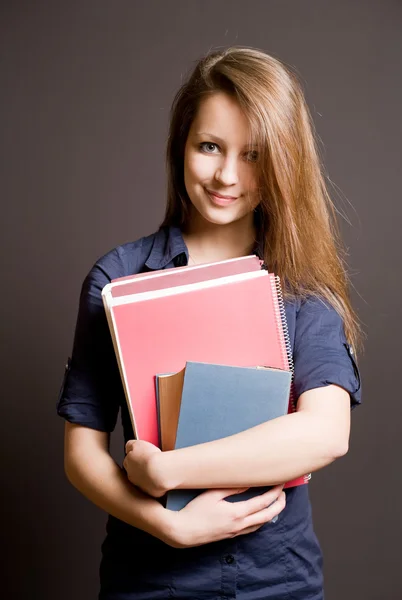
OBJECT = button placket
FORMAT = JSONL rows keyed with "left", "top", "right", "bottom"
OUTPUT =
{"left": 220, "top": 543, "right": 238, "bottom": 599}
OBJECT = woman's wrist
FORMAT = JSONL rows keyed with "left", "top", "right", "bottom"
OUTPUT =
{"left": 144, "top": 500, "right": 173, "bottom": 542}
{"left": 155, "top": 508, "right": 182, "bottom": 547}
{"left": 149, "top": 449, "right": 181, "bottom": 496}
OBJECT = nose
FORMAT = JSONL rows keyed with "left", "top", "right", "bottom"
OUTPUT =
{"left": 214, "top": 155, "right": 239, "bottom": 186}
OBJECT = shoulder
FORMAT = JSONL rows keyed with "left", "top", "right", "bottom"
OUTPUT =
{"left": 284, "top": 292, "right": 344, "bottom": 340}
{"left": 295, "top": 294, "right": 345, "bottom": 342}
{"left": 81, "top": 230, "right": 163, "bottom": 298}
{"left": 93, "top": 231, "right": 160, "bottom": 280}
{"left": 287, "top": 293, "right": 361, "bottom": 406}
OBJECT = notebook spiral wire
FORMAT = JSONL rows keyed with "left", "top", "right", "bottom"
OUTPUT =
{"left": 272, "top": 275, "right": 296, "bottom": 414}
{"left": 274, "top": 275, "right": 312, "bottom": 483}
{"left": 274, "top": 276, "right": 294, "bottom": 375}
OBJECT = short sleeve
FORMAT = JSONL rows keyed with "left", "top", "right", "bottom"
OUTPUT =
{"left": 293, "top": 296, "right": 362, "bottom": 409}
{"left": 56, "top": 264, "right": 125, "bottom": 432}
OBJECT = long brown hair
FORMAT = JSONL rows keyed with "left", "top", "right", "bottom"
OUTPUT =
{"left": 160, "top": 46, "right": 362, "bottom": 353}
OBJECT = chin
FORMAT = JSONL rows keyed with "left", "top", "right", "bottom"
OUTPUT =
{"left": 196, "top": 205, "right": 247, "bottom": 227}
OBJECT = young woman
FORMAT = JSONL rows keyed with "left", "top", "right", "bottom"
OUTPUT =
{"left": 58, "top": 46, "right": 362, "bottom": 599}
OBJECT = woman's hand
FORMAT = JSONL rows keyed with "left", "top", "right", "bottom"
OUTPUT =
{"left": 123, "top": 440, "right": 165, "bottom": 497}
{"left": 161, "top": 484, "right": 286, "bottom": 549}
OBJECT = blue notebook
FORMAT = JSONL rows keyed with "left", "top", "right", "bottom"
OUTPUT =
{"left": 165, "top": 361, "right": 292, "bottom": 511}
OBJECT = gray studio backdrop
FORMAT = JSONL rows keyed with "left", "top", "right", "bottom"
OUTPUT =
{"left": 1, "top": 1, "right": 401, "bottom": 599}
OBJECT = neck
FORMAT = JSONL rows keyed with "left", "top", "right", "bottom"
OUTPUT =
{"left": 182, "top": 210, "right": 257, "bottom": 265}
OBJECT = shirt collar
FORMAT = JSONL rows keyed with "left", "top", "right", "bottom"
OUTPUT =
{"left": 145, "top": 226, "right": 188, "bottom": 270}
{"left": 145, "top": 225, "right": 264, "bottom": 270}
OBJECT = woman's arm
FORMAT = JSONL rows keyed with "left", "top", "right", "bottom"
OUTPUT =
{"left": 64, "top": 422, "right": 286, "bottom": 548}
{"left": 127, "top": 384, "right": 351, "bottom": 494}
{"left": 64, "top": 422, "right": 172, "bottom": 537}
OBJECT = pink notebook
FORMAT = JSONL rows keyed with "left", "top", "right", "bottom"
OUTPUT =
{"left": 110, "top": 255, "right": 263, "bottom": 297}
{"left": 102, "top": 267, "right": 309, "bottom": 489}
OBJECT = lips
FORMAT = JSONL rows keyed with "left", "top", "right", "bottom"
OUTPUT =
{"left": 206, "top": 188, "right": 238, "bottom": 201}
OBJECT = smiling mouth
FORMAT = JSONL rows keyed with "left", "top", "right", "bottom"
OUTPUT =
{"left": 206, "top": 188, "right": 238, "bottom": 201}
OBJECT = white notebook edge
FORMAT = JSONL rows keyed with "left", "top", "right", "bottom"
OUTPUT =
{"left": 101, "top": 287, "right": 139, "bottom": 439}
{"left": 107, "top": 254, "right": 261, "bottom": 289}
{"left": 107, "top": 269, "right": 268, "bottom": 307}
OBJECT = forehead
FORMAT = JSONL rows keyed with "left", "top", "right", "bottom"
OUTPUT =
{"left": 190, "top": 92, "right": 254, "bottom": 144}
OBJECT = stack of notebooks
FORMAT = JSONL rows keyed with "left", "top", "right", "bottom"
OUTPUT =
{"left": 101, "top": 254, "right": 310, "bottom": 510}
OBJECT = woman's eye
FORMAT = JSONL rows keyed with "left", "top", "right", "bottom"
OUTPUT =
{"left": 199, "top": 143, "right": 258, "bottom": 162}
{"left": 199, "top": 142, "right": 219, "bottom": 154}
{"left": 246, "top": 150, "right": 259, "bottom": 162}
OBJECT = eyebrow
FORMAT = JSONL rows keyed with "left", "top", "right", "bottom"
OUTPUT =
{"left": 195, "top": 132, "right": 258, "bottom": 148}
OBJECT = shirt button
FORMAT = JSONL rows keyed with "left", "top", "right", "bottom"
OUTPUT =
{"left": 224, "top": 554, "right": 235, "bottom": 564}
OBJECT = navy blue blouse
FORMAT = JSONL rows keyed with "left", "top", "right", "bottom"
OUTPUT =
{"left": 57, "top": 225, "right": 361, "bottom": 600}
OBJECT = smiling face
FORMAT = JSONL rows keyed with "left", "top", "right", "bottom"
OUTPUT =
{"left": 183, "top": 92, "right": 261, "bottom": 230}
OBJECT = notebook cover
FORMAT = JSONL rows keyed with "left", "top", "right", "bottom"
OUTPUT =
{"left": 103, "top": 269, "right": 309, "bottom": 490}
{"left": 156, "top": 369, "right": 185, "bottom": 451}
{"left": 103, "top": 270, "right": 282, "bottom": 442}
{"left": 109, "top": 255, "right": 262, "bottom": 297}
{"left": 165, "top": 361, "right": 292, "bottom": 511}
{"left": 103, "top": 256, "right": 262, "bottom": 414}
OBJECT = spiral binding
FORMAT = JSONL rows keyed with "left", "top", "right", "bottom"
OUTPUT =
{"left": 269, "top": 274, "right": 297, "bottom": 413}
{"left": 271, "top": 274, "right": 311, "bottom": 484}
{"left": 273, "top": 276, "right": 294, "bottom": 374}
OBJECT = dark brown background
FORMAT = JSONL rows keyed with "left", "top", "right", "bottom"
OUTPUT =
{"left": 1, "top": 1, "right": 401, "bottom": 598}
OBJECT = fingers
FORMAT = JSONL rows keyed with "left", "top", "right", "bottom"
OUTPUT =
{"left": 235, "top": 524, "right": 263, "bottom": 536}
{"left": 125, "top": 440, "right": 135, "bottom": 454}
{"left": 197, "top": 485, "right": 284, "bottom": 514}
{"left": 179, "top": 486, "right": 286, "bottom": 547}
{"left": 122, "top": 453, "right": 130, "bottom": 473}
{"left": 231, "top": 485, "right": 284, "bottom": 519}
{"left": 199, "top": 487, "right": 250, "bottom": 501}
{"left": 240, "top": 491, "right": 286, "bottom": 531}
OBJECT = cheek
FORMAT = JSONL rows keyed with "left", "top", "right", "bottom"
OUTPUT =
{"left": 186, "top": 152, "right": 213, "bottom": 183}
{"left": 242, "top": 166, "right": 259, "bottom": 190}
